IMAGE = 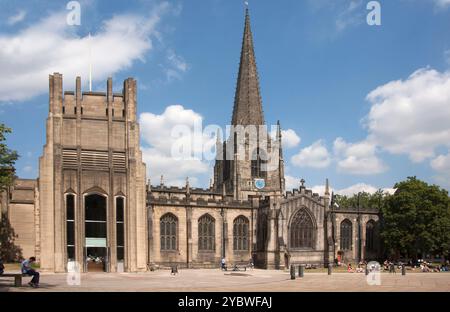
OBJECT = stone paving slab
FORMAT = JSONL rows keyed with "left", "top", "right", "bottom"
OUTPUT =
{"left": 1, "top": 270, "right": 449, "bottom": 292}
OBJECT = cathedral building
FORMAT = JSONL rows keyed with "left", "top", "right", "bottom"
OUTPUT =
{"left": 0, "top": 8, "right": 380, "bottom": 272}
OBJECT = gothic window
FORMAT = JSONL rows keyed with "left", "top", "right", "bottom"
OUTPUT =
{"left": 198, "top": 214, "right": 215, "bottom": 251}
{"left": 340, "top": 219, "right": 352, "bottom": 251}
{"left": 366, "top": 220, "right": 375, "bottom": 252}
{"left": 160, "top": 213, "right": 177, "bottom": 251}
{"left": 116, "top": 197, "right": 125, "bottom": 261}
{"left": 66, "top": 194, "right": 75, "bottom": 261}
{"left": 251, "top": 148, "right": 267, "bottom": 179}
{"left": 233, "top": 216, "right": 249, "bottom": 251}
{"left": 290, "top": 209, "right": 314, "bottom": 249}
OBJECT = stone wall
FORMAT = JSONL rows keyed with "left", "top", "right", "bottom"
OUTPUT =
{"left": 148, "top": 187, "right": 254, "bottom": 268}
{"left": 4, "top": 179, "right": 37, "bottom": 259}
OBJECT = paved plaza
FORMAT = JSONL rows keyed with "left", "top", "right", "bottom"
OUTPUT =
{"left": 1, "top": 269, "right": 450, "bottom": 292}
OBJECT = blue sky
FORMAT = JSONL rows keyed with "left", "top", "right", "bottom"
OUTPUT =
{"left": 1, "top": 0, "right": 450, "bottom": 194}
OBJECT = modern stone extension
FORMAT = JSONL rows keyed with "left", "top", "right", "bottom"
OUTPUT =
{"left": 0, "top": 8, "right": 381, "bottom": 272}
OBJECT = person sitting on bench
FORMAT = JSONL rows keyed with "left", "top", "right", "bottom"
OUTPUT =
{"left": 21, "top": 257, "right": 39, "bottom": 288}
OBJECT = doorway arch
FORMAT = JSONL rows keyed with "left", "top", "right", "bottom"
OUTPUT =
{"left": 84, "top": 193, "right": 107, "bottom": 272}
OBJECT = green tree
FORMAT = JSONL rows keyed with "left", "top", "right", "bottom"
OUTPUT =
{"left": 381, "top": 177, "right": 450, "bottom": 260}
{"left": 335, "top": 189, "right": 386, "bottom": 210}
{"left": 0, "top": 124, "right": 19, "bottom": 191}
{"left": 0, "top": 124, "right": 21, "bottom": 262}
{"left": 0, "top": 212, "right": 23, "bottom": 261}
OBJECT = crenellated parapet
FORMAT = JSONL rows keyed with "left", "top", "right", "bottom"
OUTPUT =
{"left": 148, "top": 185, "right": 254, "bottom": 209}
{"left": 284, "top": 186, "right": 329, "bottom": 206}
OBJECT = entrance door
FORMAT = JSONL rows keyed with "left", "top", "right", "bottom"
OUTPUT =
{"left": 85, "top": 194, "right": 108, "bottom": 272}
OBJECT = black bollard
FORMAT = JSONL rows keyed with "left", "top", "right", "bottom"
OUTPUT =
{"left": 290, "top": 265, "right": 296, "bottom": 280}
{"left": 328, "top": 264, "right": 332, "bottom": 275}
{"left": 402, "top": 265, "right": 406, "bottom": 276}
{"left": 299, "top": 265, "right": 304, "bottom": 278}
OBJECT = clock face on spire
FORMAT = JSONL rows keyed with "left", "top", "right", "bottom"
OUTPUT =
{"left": 255, "top": 178, "right": 265, "bottom": 190}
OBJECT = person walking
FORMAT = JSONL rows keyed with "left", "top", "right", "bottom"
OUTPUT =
{"left": 389, "top": 262, "right": 396, "bottom": 274}
{"left": 221, "top": 258, "right": 227, "bottom": 271}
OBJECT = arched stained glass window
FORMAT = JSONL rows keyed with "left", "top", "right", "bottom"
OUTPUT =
{"left": 198, "top": 214, "right": 215, "bottom": 251}
{"left": 340, "top": 219, "right": 352, "bottom": 251}
{"left": 290, "top": 209, "right": 314, "bottom": 249}
{"left": 160, "top": 213, "right": 177, "bottom": 251}
{"left": 366, "top": 220, "right": 375, "bottom": 252}
{"left": 233, "top": 216, "right": 249, "bottom": 251}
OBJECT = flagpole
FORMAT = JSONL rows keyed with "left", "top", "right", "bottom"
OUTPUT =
{"left": 88, "top": 32, "right": 92, "bottom": 92}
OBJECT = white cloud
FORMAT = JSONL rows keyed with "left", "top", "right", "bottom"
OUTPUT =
{"left": 140, "top": 105, "right": 215, "bottom": 187}
{"left": 7, "top": 10, "right": 26, "bottom": 25}
{"left": 285, "top": 174, "right": 395, "bottom": 197}
{"left": 431, "top": 152, "right": 450, "bottom": 188}
{"left": 314, "top": 183, "right": 394, "bottom": 196}
{"left": 336, "top": 183, "right": 376, "bottom": 196}
{"left": 291, "top": 140, "right": 331, "bottom": 169}
{"left": 334, "top": 183, "right": 395, "bottom": 196}
{"left": 285, "top": 175, "right": 330, "bottom": 194}
{"left": 165, "top": 49, "right": 189, "bottom": 82}
{"left": 333, "top": 137, "right": 387, "bottom": 175}
{"left": 270, "top": 128, "right": 301, "bottom": 149}
{"left": 0, "top": 2, "right": 173, "bottom": 102}
{"left": 281, "top": 129, "right": 301, "bottom": 149}
{"left": 365, "top": 68, "right": 450, "bottom": 163}
{"left": 431, "top": 152, "right": 450, "bottom": 172}
{"left": 142, "top": 147, "right": 206, "bottom": 187}
{"left": 435, "top": 0, "right": 450, "bottom": 8}
{"left": 22, "top": 165, "right": 34, "bottom": 173}
{"left": 285, "top": 175, "right": 300, "bottom": 191}
{"left": 310, "top": 184, "right": 329, "bottom": 196}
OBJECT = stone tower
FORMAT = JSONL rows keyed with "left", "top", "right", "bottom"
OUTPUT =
{"left": 214, "top": 8, "right": 285, "bottom": 201}
{"left": 38, "top": 74, "right": 147, "bottom": 273}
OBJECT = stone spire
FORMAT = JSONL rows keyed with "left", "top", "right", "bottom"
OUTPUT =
{"left": 185, "top": 177, "right": 190, "bottom": 196}
{"left": 277, "top": 120, "right": 283, "bottom": 159}
{"left": 277, "top": 120, "right": 285, "bottom": 193}
{"left": 147, "top": 179, "right": 151, "bottom": 193}
{"left": 231, "top": 7, "right": 264, "bottom": 126}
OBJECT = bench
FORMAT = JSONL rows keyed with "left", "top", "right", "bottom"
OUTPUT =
{"left": 232, "top": 263, "right": 253, "bottom": 272}
{"left": 304, "top": 264, "right": 318, "bottom": 270}
{"left": 0, "top": 273, "right": 28, "bottom": 287}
